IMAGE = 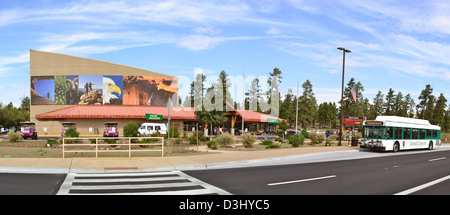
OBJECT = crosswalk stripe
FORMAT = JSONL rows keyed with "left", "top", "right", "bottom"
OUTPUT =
{"left": 57, "top": 171, "right": 231, "bottom": 195}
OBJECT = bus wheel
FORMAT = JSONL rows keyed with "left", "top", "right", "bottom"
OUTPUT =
{"left": 393, "top": 142, "right": 400, "bottom": 152}
{"left": 428, "top": 141, "right": 433, "bottom": 150}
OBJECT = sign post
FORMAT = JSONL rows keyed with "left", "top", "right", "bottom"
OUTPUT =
{"left": 167, "top": 98, "right": 172, "bottom": 156}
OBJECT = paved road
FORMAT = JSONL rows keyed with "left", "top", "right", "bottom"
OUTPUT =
{"left": 185, "top": 149, "right": 450, "bottom": 195}
{"left": 57, "top": 171, "right": 230, "bottom": 195}
{"left": 0, "top": 173, "right": 66, "bottom": 195}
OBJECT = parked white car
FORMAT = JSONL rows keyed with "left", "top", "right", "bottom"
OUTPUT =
{"left": 138, "top": 123, "right": 167, "bottom": 136}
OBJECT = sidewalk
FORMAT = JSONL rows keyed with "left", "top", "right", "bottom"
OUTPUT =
{"left": 0, "top": 145, "right": 359, "bottom": 173}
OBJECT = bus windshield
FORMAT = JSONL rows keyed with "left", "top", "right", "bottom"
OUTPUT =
{"left": 364, "top": 126, "right": 386, "bottom": 139}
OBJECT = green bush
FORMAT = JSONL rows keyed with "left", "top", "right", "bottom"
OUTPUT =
{"left": 309, "top": 133, "right": 325, "bottom": 144}
{"left": 260, "top": 140, "right": 272, "bottom": 145}
{"left": 46, "top": 139, "right": 57, "bottom": 146}
{"left": 214, "top": 133, "right": 235, "bottom": 147}
{"left": 328, "top": 134, "right": 338, "bottom": 141}
{"left": 123, "top": 122, "right": 139, "bottom": 137}
{"left": 164, "top": 126, "right": 180, "bottom": 138}
{"left": 242, "top": 134, "right": 255, "bottom": 148}
{"left": 104, "top": 139, "right": 117, "bottom": 147}
{"left": 64, "top": 127, "right": 79, "bottom": 137}
{"left": 266, "top": 143, "right": 280, "bottom": 149}
{"left": 8, "top": 131, "right": 21, "bottom": 142}
{"left": 301, "top": 129, "right": 310, "bottom": 138}
{"left": 207, "top": 140, "right": 218, "bottom": 150}
{"left": 291, "top": 134, "right": 305, "bottom": 147}
{"left": 274, "top": 136, "right": 283, "bottom": 142}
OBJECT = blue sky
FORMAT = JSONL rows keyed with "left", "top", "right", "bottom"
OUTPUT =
{"left": 1, "top": 0, "right": 450, "bottom": 108}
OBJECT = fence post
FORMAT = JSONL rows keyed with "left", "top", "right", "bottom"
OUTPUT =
{"left": 95, "top": 138, "right": 98, "bottom": 158}
{"left": 128, "top": 138, "right": 131, "bottom": 158}
{"left": 162, "top": 137, "right": 164, "bottom": 157}
{"left": 63, "top": 138, "right": 65, "bottom": 159}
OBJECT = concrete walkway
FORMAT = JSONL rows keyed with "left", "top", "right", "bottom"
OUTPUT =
{"left": 0, "top": 145, "right": 360, "bottom": 173}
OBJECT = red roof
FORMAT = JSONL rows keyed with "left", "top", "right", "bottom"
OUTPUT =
{"left": 237, "top": 110, "right": 283, "bottom": 123}
{"left": 35, "top": 105, "right": 284, "bottom": 123}
{"left": 35, "top": 105, "right": 196, "bottom": 120}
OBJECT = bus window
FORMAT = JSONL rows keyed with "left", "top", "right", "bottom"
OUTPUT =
{"left": 404, "top": 128, "right": 411, "bottom": 139}
{"left": 412, "top": 128, "right": 419, "bottom": 139}
{"left": 419, "top": 129, "right": 425, "bottom": 139}
{"left": 433, "top": 130, "right": 438, "bottom": 138}
{"left": 394, "top": 127, "right": 402, "bottom": 139}
{"left": 364, "top": 126, "right": 386, "bottom": 139}
{"left": 427, "top": 129, "right": 432, "bottom": 139}
{"left": 387, "top": 127, "right": 393, "bottom": 139}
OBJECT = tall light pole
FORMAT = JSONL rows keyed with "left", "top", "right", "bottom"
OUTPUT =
{"left": 337, "top": 47, "right": 351, "bottom": 146}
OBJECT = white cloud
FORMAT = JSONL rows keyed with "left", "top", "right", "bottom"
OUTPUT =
{"left": 265, "top": 28, "right": 281, "bottom": 35}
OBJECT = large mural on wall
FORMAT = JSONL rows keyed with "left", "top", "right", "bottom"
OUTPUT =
{"left": 31, "top": 75, "right": 177, "bottom": 106}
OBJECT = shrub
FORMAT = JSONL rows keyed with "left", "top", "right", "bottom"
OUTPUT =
{"left": 214, "top": 133, "right": 235, "bottom": 147}
{"left": 242, "top": 134, "right": 255, "bottom": 148}
{"left": 260, "top": 140, "right": 272, "bottom": 145}
{"left": 274, "top": 136, "right": 283, "bottom": 142}
{"left": 123, "top": 122, "right": 139, "bottom": 137}
{"left": 64, "top": 127, "right": 79, "bottom": 137}
{"left": 8, "top": 131, "right": 21, "bottom": 142}
{"left": 328, "top": 134, "right": 338, "bottom": 141}
{"left": 309, "top": 133, "right": 325, "bottom": 144}
{"left": 46, "top": 139, "right": 57, "bottom": 146}
{"left": 291, "top": 134, "right": 305, "bottom": 147}
{"left": 301, "top": 129, "right": 310, "bottom": 138}
{"left": 266, "top": 143, "right": 280, "bottom": 149}
{"left": 207, "top": 140, "right": 218, "bottom": 150}
{"left": 104, "top": 139, "right": 117, "bottom": 147}
{"left": 164, "top": 126, "right": 180, "bottom": 138}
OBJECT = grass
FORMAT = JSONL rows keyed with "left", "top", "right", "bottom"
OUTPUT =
{"left": 0, "top": 139, "right": 213, "bottom": 158}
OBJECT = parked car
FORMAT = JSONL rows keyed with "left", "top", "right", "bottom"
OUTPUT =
{"left": 103, "top": 122, "right": 118, "bottom": 137}
{"left": 20, "top": 122, "right": 38, "bottom": 140}
{"left": 138, "top": 123, "right": 167, "bottom": 136}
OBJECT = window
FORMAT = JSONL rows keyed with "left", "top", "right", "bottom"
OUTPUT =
{"left": 147, "top": 126, "right": 153, "bottom": 131}
{"left": 420, "top": 129, "right": 425, "bottom": 139}
{"left": 155, "top": 126, "right": 161, "bottom": 131}
{"left": 412, "top": 128, "right": 418, "bottom": 139}
{"left": 387, "top": 127, "right": 393, "bottom": 139}
{"left": 404, "top": 128, "right": 411, "bottom": 139}
{"left": 364, "top": 126, "right": 386, "bottom": 139}
{"left": 427, "top": 130, "right": 432, "bottom": 139}
{"left": 394, "top": 127, "right": 402, "bottom": 139}
{"left": 433, "top": 130, "right": 438, "bottom": 138}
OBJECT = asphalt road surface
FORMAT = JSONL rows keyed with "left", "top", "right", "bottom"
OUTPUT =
{"left": 185, "top": 149, "right": 450, "bottom": 195}
{"left": 1, "top": 149, "right": 450, "bottom": 195}
{"left": 0, "top": 173, "right": 66, "bottom": 195}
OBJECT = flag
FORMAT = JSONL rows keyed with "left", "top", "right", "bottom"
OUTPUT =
{"left": 350, "top": 86, "right": 357, "bottom": 103}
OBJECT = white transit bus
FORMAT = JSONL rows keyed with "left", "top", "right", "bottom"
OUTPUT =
{"left": 361, "top": 116, "right": 441, "bottom": 152}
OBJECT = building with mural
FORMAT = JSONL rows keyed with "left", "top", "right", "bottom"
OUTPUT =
{"left": 30, "top": 50, "right": 282, "bottom": 136}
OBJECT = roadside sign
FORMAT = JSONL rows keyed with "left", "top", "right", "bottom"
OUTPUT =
{"left": 268, "top": 118, "right": 280, "bottom": 124}
{"left": 146, "top": 114, "right": 163, "bottom": 120}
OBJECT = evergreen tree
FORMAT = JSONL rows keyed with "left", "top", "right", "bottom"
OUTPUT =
{"left": 298, "top": 80, "right": 317, "bottom": 128}
{"left": 416, "top": 84, "right": 433, "bottom": 120}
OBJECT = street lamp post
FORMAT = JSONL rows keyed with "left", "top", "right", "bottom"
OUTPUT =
{"left": 337, "top": 47, "right": 351, "bottom": 146}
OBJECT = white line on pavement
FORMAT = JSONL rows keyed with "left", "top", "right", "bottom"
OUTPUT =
{"left": 267, "top": 175, "right": 337, "bottom": 186}
{"left": 394, "top": 174, "right": 450, "bottom": 195}
{"left": 428, "top": 157, "right": 446, "bottom": 162}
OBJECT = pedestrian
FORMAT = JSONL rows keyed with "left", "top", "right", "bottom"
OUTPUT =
{"left": 265, "top": 129, "right": 268, "bottom": 140}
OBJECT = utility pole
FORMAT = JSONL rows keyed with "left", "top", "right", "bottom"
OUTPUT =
{"left": 296, "top": 79, "right": 299, "bottom": 133}
{"left": 337, "top": 47, "right": 351, "bottom": 146}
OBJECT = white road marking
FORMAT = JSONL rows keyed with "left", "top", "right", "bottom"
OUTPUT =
{"left": 428, "top": 157, "right": 446, "bottom": 162}
{"left": 394, "top": 174, "right": 450, "bottom": 195}
{"left": 268, "top": 175, "right": 337, "bottom": 186}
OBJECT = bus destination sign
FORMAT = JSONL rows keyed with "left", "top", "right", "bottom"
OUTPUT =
{"left": 365, "top": 121, "right": 383, "bottom": 126}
